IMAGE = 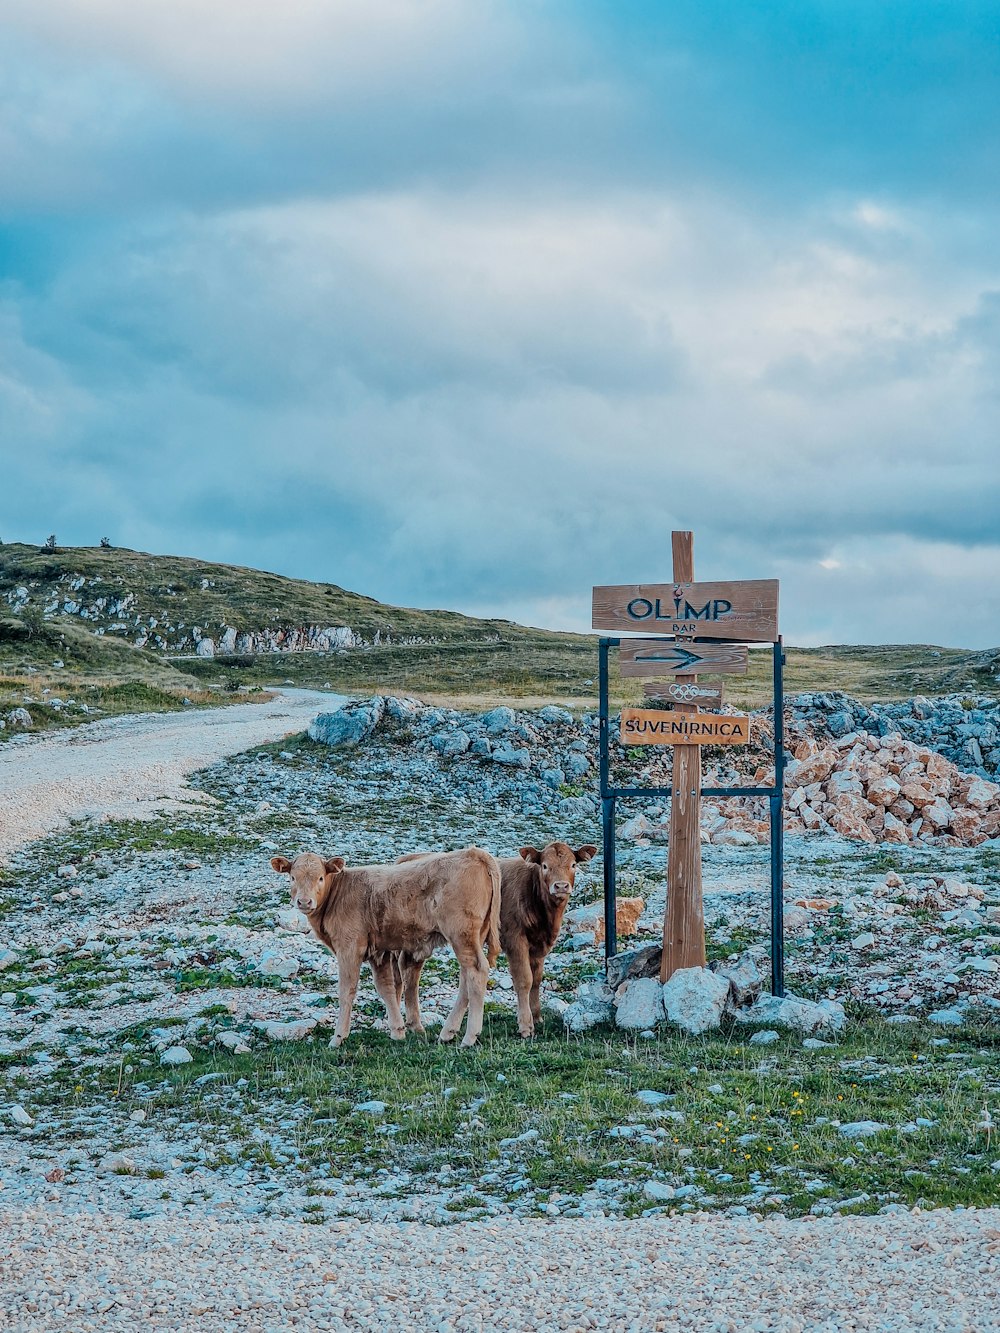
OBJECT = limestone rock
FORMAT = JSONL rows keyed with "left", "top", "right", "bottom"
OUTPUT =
{"left": 254, "top": 1019, "right": 317, "bottom": 1042}
{"left": 563, "top": 981, "right": 614, "bottom": 1033}
{"left": 309, "top": 698, "right": 385, "bottom": 749}
{"left": 606, "top": 944, "right": 662, "bottom": 991}
{"left": 711, "top": 952, "right": 763, "bottom": 1007}
{"left": 615, "top": 978, "right": 664, "bottom": 1030}
{"left": 839, "top": 1121, "right": 887, "bottom": 1140}
{"left": 735, "top": 992, "right": 845, "bottom": 1035}
{"left": 661, "top": 966, "right": 729, "bottom": 1035}
{"left": 160, "top": 1046, "right": 193, "bottom": 1066}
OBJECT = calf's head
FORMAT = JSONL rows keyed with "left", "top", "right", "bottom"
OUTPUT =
{"left": 518, "top": 841, "right": 597, "bottom": 901}
{"left": 270, "top": 852, "right": 345, "bottom": 915}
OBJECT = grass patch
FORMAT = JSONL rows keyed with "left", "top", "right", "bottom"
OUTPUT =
{"left": 65, "top": 1012, "right": 1000, "bottom": 1217}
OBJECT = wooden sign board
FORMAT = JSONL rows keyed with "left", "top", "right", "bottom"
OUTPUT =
{"left": 593, "top": 579, "right": 778, "bottom": 642}
{"left": 619, "top": 639, "right": 747, "bottom": 677}
{"left": 620, "top": 707, "right": 750, "bottom": 746}
{"left": 644, "top": 680, "right": 723, "bottom": 709}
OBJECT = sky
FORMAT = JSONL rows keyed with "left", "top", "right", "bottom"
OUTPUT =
{"left": 1, "top": 1, "right": 999, "bottom": 647}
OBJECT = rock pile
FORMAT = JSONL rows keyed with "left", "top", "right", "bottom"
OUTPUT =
{"left": 783, "top": 730, "right": 1000, "bottom": 847}
{"left": 562, "top": 946, "right": 846, "bottom": 1037}
{"left": 792, "top": 691, "right": 1000, "bottom": 777}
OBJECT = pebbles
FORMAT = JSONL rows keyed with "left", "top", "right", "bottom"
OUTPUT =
{"left": 2, "top": 1207, "right": 999, "bottom": 1332}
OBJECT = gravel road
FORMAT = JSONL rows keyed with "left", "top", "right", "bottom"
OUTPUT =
{"left": 0, "top": 689, "right": 343, "bottom": 860}
{"left": 2, "top": 1206, "right": 998, "bottom": 1331}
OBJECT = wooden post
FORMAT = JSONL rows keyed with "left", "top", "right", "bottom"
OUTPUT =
{"left": 661, "top": 531, "right": 706, "bottom": 981}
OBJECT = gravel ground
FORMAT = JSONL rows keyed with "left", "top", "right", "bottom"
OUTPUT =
{"left": 0, "top": 688, "right": 343, "bottom": 859}
{"left": 2, "top": 1206, "right": 999, "bottom": 1331}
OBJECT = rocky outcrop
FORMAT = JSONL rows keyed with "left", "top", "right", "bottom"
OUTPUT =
{"left": 304, "top": 696, "right": 1000, "bottom": 850}
{"left": 792, "top": 691, "right": 1000, "bottom": 777}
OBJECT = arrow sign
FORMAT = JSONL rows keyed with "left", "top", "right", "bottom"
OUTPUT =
{"left": 619, "top": 639, "right": 748, "bottom": 677}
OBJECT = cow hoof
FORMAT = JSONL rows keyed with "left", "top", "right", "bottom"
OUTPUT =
{"left": 439, "top": 1028, "right": 458, "bottom": 1044}
{"left": 332, "top": 1035, "right": 346, "bottom": 1048}
{"left": 407, "top": 1024, "right": 426, "bottom": 1037}
{"left": 460, "top": 1036, "right": 478, "bottom": 1048}
{"left": 389, "top": 1028, "right": 406, "bottom": 1041}
{"left": 518, "top": 1027, "right": 534, "bottom": 1039}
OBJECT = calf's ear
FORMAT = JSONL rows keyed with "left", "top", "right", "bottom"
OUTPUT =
{"left": 324, "top": 856, "right": 346, "bottom": 875}
{"left": 518, "top": 846, "right": 542, "bottom": 864}
{"left": 574, "top": 845, "right": 598, "bottom": 863}
{"left": 270, "top": 856, "right": 293, "bottom": 874}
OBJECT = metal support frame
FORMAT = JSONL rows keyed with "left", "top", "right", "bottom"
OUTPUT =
{"left": 598, "top": 636, "right": 786, "bottom": 996}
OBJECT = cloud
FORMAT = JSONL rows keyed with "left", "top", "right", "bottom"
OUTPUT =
{"left": 0, "top": 2, "right": 998, "bottom": 647}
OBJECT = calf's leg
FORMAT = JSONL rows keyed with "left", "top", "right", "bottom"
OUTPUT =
{"left": 506, "top": 938, "right": 536, "bottom": 1039}
{"left": 459, "top": 953, "right": 490, "bottom": 1048}
{"left": 439, "top": 972, "right": 468, "bottom": 1044}
{"left": 529, "top": 951, "right": 546, "bottom": 1026}
{"left": 399, "top": 955, "right": 427, "bottom": 1034}
{"left": 332, "top": 949, "right": 363, "bottom": 1047}
{"left": 371, "top": 955, "right": 407, "bottom": 1040}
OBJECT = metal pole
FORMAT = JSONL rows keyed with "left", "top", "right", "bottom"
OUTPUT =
{"left": 603, "top": 798, "right": 617, "bottom": 964}
{"left": 599, "top": 639, "right": 618, "bottom": 962}
{"left": 769, "top": 636, "right": 785, "bottom": 997}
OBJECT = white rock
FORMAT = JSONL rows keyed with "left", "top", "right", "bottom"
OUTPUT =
{"left": 98, "top": 1152, "right": 137, "bottom": 1174}
{"left": 216, "top": 1030, "right": 252, "bottom": 1053}
{"left": 851, "top": 932, "right": 876, "bottom": 951}
{"left": 735, "top": 992, "right": 846, "bottom": 1035}
{"left": 9, "top": 1104, "right": 33, "bottom": 1127}
{"left": 254, "top": 1019, "right": 316, "bottom": 1042}
{"left": 928, "top": 1007, "right": 966, "bottom": 1026}
{"left": 635, "top": 1089, "right": 672, "bottom": 1107}
{"left": 56, "top": 864, "right": 77, "bottom": 879}
{"left": 0, "top": 948, "right": 19, "bottom": 972}
{"left": 257, "top": 950, "right": 299, "bottom": 979}
{"left": 615, "top": 978, "right": 664, "bottom": 1030}
{"left": 661, "top": 967, "right": 729, "bottom": 1035}
{"left": 839, "top": 1121, "right": 887, "bottom": 1140}
{"left": 621, "top": 814, "right": 652, "bottom": 841}
{"left": 643, "top": 1181, "right": 675, "bottom": 1202}
{"left": 275, "top": 908, "right": 311, "bottom": 935}
{"left": 352, "top": 1100, "right": 387, "bottom": 1115}
{"left": 711, "top": 827, "right": 757, "bottom": 847}
{"left": 749, "top": 1029, "right": 780, "bottom": 1046}
{"left": 160, "top": 1046, "right": 193, "bottom": 1066}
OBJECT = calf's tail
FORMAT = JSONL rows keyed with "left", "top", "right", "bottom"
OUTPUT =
{"left": 485, "top": 857, "right": 502, "bottom": 967}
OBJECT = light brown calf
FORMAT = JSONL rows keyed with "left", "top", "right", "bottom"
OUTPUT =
{"left": 270, "top": 847, "right": 500, "bottom": 1047}
{"left": 397, "top": 841, "right": 597, "bottom": 1038}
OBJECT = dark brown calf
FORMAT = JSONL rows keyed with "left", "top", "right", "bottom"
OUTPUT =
{"left": 397, "top": 841, "right": 597, "bottom": 1038}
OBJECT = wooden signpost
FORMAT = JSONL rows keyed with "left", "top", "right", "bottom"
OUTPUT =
{"left": 619, "top": 639, "right": 747, "bottom": 677}
{"left": 593, "top": 532, "right": 786, "bottom": 993}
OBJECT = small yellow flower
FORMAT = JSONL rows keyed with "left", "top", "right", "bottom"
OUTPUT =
{"left": 792, "top": 1091, "right": 800, "bottom": 1099}
{"left": 793, "top": 1144, "right": 799, "bottom": 1150}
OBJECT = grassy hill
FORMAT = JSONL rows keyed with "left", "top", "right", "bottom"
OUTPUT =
{"left": 0, "top": 542, "right": 997, "bottom": 713}
{"left": 0, "top": 543, "right": 565, "bottom": 652}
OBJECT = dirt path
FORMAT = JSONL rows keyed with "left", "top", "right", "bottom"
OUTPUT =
{"left": 0, "top": 689, "right": 343, "bottom": 860}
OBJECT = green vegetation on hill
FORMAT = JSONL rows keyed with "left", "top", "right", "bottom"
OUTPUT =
{"left": 0, "top": 542, "right": 569, "bottom": 644}
{"left": 0, "top": 542, "right": 996, "bottom": 711}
